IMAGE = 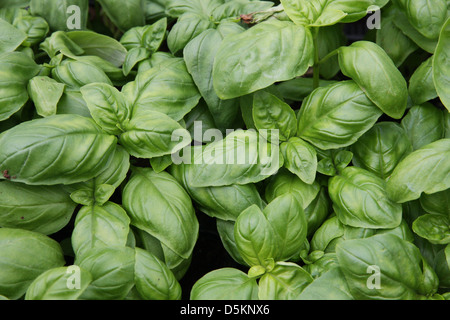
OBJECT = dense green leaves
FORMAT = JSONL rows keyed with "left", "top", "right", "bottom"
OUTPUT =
{"left": 0, "top": 0, "right": 449, "bottom": 302}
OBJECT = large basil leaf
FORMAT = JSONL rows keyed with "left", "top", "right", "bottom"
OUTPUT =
{"left": 96, "top": 0, "right": 145, "bottom": 32}
{"left": 122, "top": 58, "right": 201, "bottom": 121}
{"left": 338, "top": 41, "right": 408, "bottom": 119}
{"left": 392, "top": 0, "right": 447, "bottom": 39}
{"left": 329, "top": 166, "right": 403, "bottom": 229}
{"left": 213, "top": 19, "right": 314, "bottom": 99}
{"left": 71, "top": 202, "right": 131, "bottom": 258}
{"left": 420, "top": 189, "right": 450, "bottom": 216}
{"left": 185, "top": 129, "right": 282, "bottom": 187}
{"left": 386, "top": 139, "right": 450, "bottom": 203}
{"left": 351, "top": 122, "right": 413, "bottom": 179}
{"left": 297, "top": 81, "right": 383, "bottom": 150}
{"left": 0, "top": 180, "right": 76, "bottom": 235}
{"left": 13, "top": 14, "right": 49, "bottom": 47}
{"left": 119, "top": 111, "right": 192, "bottom": 159}
{"left": 75, "top": 246, "right": 135, "bottom": 300}
{"left": 258, "top": 262, "right": 313, "bottom": 300}
{"left": 190, "top": 268, "right": 259, "bottom": 300}
{"left": 401, "top": 104, "right": 446, "bottom": 150}
{"left": 0, "top": 114, "right": 117, "bottom": 185}
{"left": 0, "top": 228, "right": 65, "bottom": 299}
{"left": 52, "top": 60, "right": 113, "bottom": 90}
{"left": 433, "top": 18, "right": 450, "bottom": 112}
{"left": 122, "top": 167, "right": 199, "bottom": 259}
{"left": 408, "top": 57, "right": 437, "bottom": 105}
{"left": 30, "top": 0, "right": 89, "bottom": 31}
{"left": 25, "top": 266, "right": 92, "bottom": 300}
{"left": 183, "top": 21, "right": 244, "bottom": 130}
{"left": 336, "top": 234, "right": 439, "bottom": 299}
{"left": 0, "top": 51, "right": 41, "bottom": 121}
{"left": 234, "top": 205, "right": 277, "bottom": 267}
{"left": 263, "top": 193, "right": 307, "bottom": 262}
{"left": 134, "top": 247, "right": 182, "bottom": 300}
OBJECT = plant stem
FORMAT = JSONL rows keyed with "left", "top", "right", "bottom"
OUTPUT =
{"left": 312, "top": 27, "right": 320, "bottom": 90}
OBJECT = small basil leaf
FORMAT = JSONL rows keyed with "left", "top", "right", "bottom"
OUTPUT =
{"left": 28, "top": 76, "right": 65, "bottom": 118}
{"left": 280, "top": 137, "right": 317, "bottom": 184}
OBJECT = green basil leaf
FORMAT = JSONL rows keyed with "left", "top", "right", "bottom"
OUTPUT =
{"left": 392, "top": 0, "right": 447, "bottom": 39}
{"left": 0, "top": 114, "right": 118, "bottom": 185}
{"left": 329, "top": 166, "right": 403, "bottom": 228}
{"left": 123, "top": 58, "right": 201, "bottom": 121}
{"left": 71, "top": 202, "right": 131, "bottom": 258}
{"left": 392, "top": 8, "right": 437, "bottom": 53}
{"left": 336, "top": 234, "right": 439, "bottom": 299}
{"left": 213, "top": 20, "right": 314, "bottom": 99}
{"left": 351, "top": 122, "right": 413, "bottom": 179}
{"left": 413, "top": 214, "right": 450, "bottom": 245}
{"left": 317, "top": 25, "right": 346, "bottom": 79}
{"left": 80, "top": 82, "right": 130, "bottom": 135}
{"left": 96, "top": 0, "right": 145, "bottom": 32}
{"left": 0, "top": 180, "right": 76, "bottom": 235}
{"left": 264, "top": 168, "right": 321, "bottom": 208}
{"left": 13, "top": 15, "right": 49, "bottom": 46}
{"left": 168, "top": 13, "right": 215, "bottom": 55}
{"left": 122, "top": 167, "right": 199, "bottom": 259}
{"left": 298, "top": 266, "right": 353, "bottom": 300}
{"left": 75, "top": 246, "right": 135, "bottom": 300}
{"left": 376, "top": 10, "right": 418, "bottom": 67}
{"left": 234, "top": 205, "right": 277, "bottom": 267}
{"left": 419, "top": 189, "right": 450, "bottom": 216}
{"left": 185, "top": 129, "right": 282, "bottom": 187}
{"left": 211, "top": 0, "right": 274, "bottom": 21}
{"left": 190, "top": 268, "right": 259, "bottom": 300}
{"left": 275, "top": 77, "right": 337, "bottom": 102}
{"left": 0, "top": 18, "right": 27, "bottom": 53}
{"left": 119, "top": 111, "right": 191, "bottom": 159}
{"left": 52, "top": 60, "right": 113, "bottom": 90}
{"left": 433, "top": 18, "right": 450, "bottom": 112}
{"left": 338, "top": 41, "right": 408, "bottom": 119}
{"left": 166, "top": 0, "right": 223, "bottom": 18}
{"left": 216, "top": 219, "right": 248, "bottom": 266}
{"left": 252, "top": 90, "right": 297, "bottom": 142}
{"left": 120, "top": 17, "right": 167, "bottom": 52}
{"left": 30, "top": 0, "right": 89, "bottom": 31}
{"left": 297, "top": 80, "right": 383, "bottom": 150}
{"left": 303, "top": 187, "right": 331, "bottom": 238}
{"left": 0, "top": 51, "right": 41, "bottom": 121}
{"left": 280, "top": 137, "right": 317, "bottom": 184}
{"left": 258, "top": 262, "right": 313, "bottom": 300}
{"left": 25, "top": 266, "right": 92, "bottom": 300}
{"left": 263, "top": 193, "right": 307, "bottom": 261}
{"left": 0, "top": 228, "right": 65, "bottom": 299}
{"left": 134, "top": 247, "right": 182, "bottom": 300}
{"left": 28, "top": 76, "right": 65, "bottom": 118}
{"left": 183, "top": 21, "right": 244, "bottom": 130}
{"left": 122, "top": 47, "right": 151, "bottom": 77}
{"left": 386, "top": 139, "right": 450, "bottom": 203}
{"left": 409, "top": 57, "right": 438, "bottom": 105}
{"left": 401, "top": 104, "right": 445, "bottom": 150}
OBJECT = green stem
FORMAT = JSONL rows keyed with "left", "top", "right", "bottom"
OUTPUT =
{"left": 312, "top": 27, "right": 320, "bottom": 90}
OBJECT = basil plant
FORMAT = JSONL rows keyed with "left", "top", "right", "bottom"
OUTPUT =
{"left": 0, "top": 0, "right": 449, "bottom": 301}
